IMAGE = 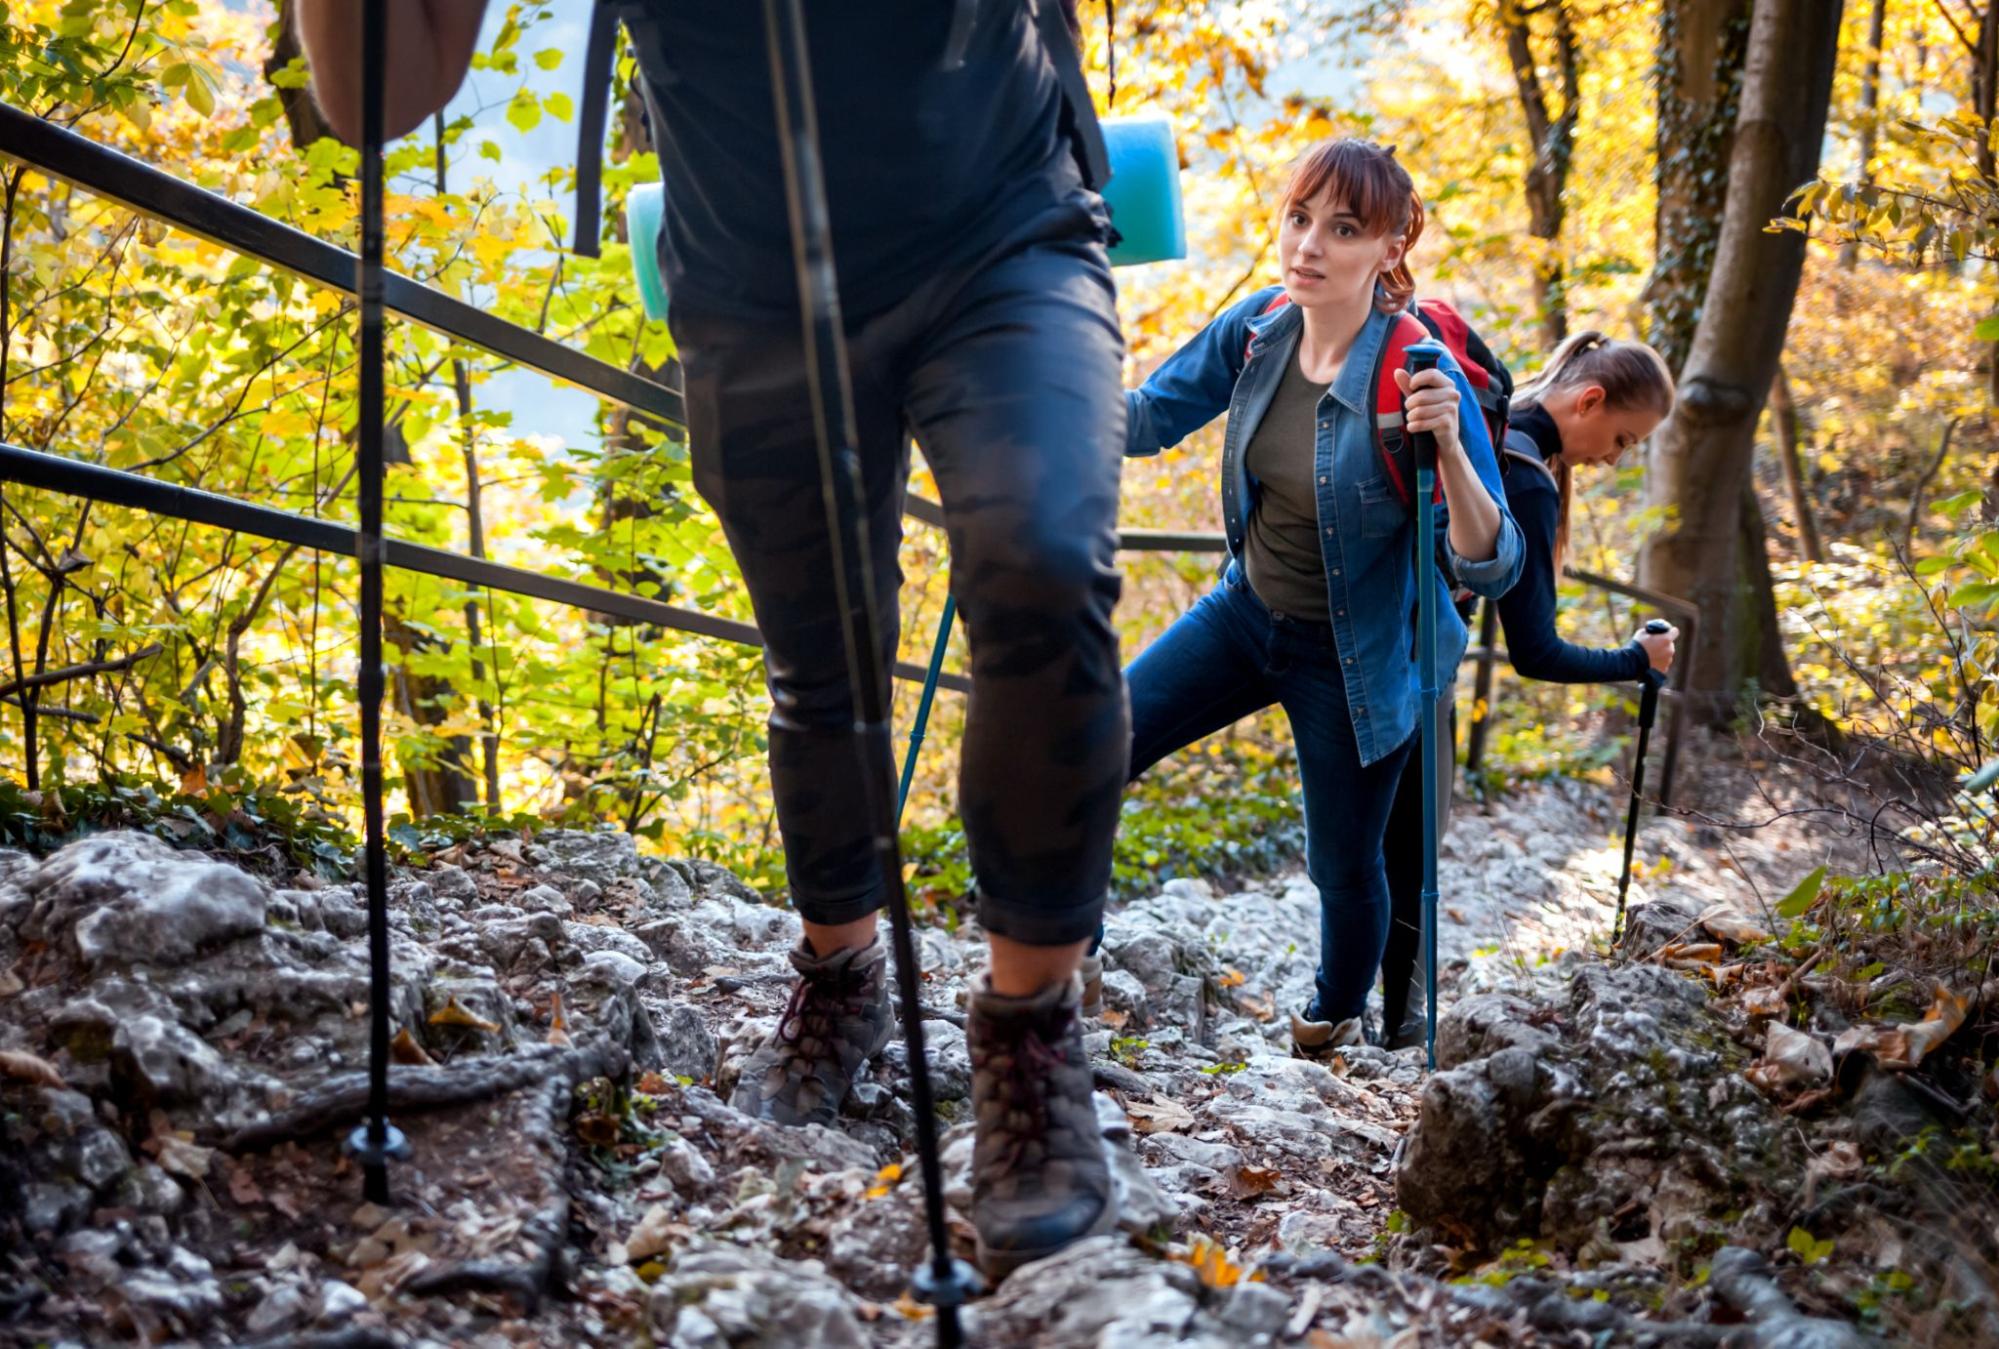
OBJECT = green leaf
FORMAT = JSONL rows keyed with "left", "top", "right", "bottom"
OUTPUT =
{"left": 542, "top": 90, "right": 574, "bottom": 123}
{"left": 1966, "top": 758, "right": 1999, "bottom": 795}
{"left": 533, "top": 47, "right": 564, "bottom": 70}
{"left": 1787, "top": 1226, "right": 1816, "bottom": 1259}
{"left": 506, "top": 90, "right": 541, "bottom": 134}
{"left": 478, "top": 140, "right": 502, "bottom": 162}
{"left": 1976, "top": 313, "right": 1999, "bottom": 342}
{"left": 1954, "top": 581, "right": 1999, "bottom": 609}
{"left": 1777, "top": 865, "right": 1827, "bottom": 920}
{"left": 1937, "top": 489, "right": 1982, "bottom": 520}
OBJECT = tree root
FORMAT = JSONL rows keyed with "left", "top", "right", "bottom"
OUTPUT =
{"left": 220, "top": 1041, "right": 628, "bottom": 1153}
{"left": 400, "top": 1075, "right": 575, "bottom": 1314}
{"left": 1709, "top": 1246, "right": 1873, "bottom": 1348}
{"left": 1266, "top": 1252, "right": 1729, "bottom": 1346}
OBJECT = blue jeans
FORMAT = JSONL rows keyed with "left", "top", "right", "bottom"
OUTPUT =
{"left": 1122, "top": 564, "right": 1414, "bottom": 1021}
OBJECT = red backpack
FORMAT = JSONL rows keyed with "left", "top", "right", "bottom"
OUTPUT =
{"left": 1247, "top": 295, "right": 1514, "bottom": 511}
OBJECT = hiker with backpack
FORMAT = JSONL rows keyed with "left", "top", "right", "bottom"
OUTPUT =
{"left": 1372, "top": 331, "right": 1680, "bottom": 1050}
{"left": 300, "top": 0, "right": 1133, "bottom": 1283}
{"left": 1111, "top": 138, "right": 1523, "bottom": 1057}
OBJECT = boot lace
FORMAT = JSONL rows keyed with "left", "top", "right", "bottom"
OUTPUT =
{"left": 774, "top": 964, "right": 873, "bottom": 1053}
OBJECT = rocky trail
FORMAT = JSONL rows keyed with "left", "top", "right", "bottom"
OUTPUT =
{"left": 0, "top": 764, "right": 1993, "bottom": 1346}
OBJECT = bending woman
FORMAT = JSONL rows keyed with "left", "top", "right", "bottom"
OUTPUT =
{"left": 1120, "top": 139, "right": 1524, "bottom": 1056}
{"left": 1374, "top": 331, "right": 1679, "bottom": 1049}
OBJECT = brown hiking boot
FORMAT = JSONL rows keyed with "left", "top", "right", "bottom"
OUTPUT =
{"left": 730, "top": 938, "right": 893, "bottom": 1127}
{"left": 1289, "top": 1003, "right": 1365, "bottom": 1062}
{"left": 967, "top": 972, "right": 1117, "bottom": 1280}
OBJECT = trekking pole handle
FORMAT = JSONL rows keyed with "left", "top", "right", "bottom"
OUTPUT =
{"left": 1637, "top": 619, "right": 1669, "bottom": 726}
{"left": 1404, "top": 344, "right": 1442, "bottom": 472}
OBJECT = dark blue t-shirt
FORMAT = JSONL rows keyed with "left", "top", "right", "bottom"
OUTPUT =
{"left": 613, "top": 1, "right": 1083, "bottom": 322}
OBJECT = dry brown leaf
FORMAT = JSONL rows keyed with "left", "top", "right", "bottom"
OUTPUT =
{"left": 1237, "top": 989, "right": 1276, "bottom": 1022}
{"left": 1833, "top": 983, "right": 1968, "bottom": 1070}
{"left": 1739, "top": 985, "right": 1788, "bottom": 1019}
{"left": 1099, "top": 1007, "right": 1129, "bottom": 1030}
{"left": 1216, "top": 969, "right": 1247, "bottom": 989}
{"left": 636, "top": 1071, "right": 674, "bottom": 1095}
{"left": 624, "top": 1203, "right": 677, "bottom": 1262}
{"left": 155, "top": 1133, "right": 214, "bottom": 1181}
{"left": 1126, "top": 1098, "right": 1196, "bottom": 1134}
{"left": 547, "top": 990, "right": 572, "bottom": 1048}
{"left": 428, "top": 997, "right": 499, "bottom": 1032}
{"left": 1225, "top": 1163, "right": 1283, "bottom": 1198}
{"left": 1699, "top": 904, "right": 1772, "bottom": 946}
{"left": 1658, "top": 941, "right": 1723, "bottom": 964}
{"left": 390, "top": 1027, "right": 434, "bottom": 1066}
{"left": 0, "top": 1048, "right": 64, "bottom": 1089}
{"left": 226, "top": 1161, "right": 264, "bottom": 1206}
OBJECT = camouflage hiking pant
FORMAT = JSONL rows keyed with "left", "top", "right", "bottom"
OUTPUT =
{"left": 672, "top": 209, "right": 1128, "bottom": 947}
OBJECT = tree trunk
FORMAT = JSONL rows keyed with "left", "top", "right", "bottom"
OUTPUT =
{"left": 1500, "top": 0, "right": 1580, "bottom": 350}
{"left": 385, "top": 611, "right": 479, "bottom": 818}
{"left": 1639, "top": 0, "right": 1845, "bottom": 725}
{"left": 1838, "top": 0, "right": 1890, "bottom": 269}
{"left": 434, "top": 113, "right": 504, "bottom": 813}
{"left": 1641, "top": 0, "right": 1754, "bottom": 376}
{"left": 1767, "top": 362, "right": 1823, "bottom": 562}
{"left": 264, "top": 6, "right": 343, "bottom": 152}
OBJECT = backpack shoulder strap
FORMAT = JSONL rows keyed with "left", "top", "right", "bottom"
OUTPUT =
{"left": 1499, "top": 428, "right": 1558, "bottom": 487}
{"left": 1032, "top": 0, "right": 1112, "bottom": 193}
{"left": 1371, "top": 310, "right": 1436, "bottom": 508}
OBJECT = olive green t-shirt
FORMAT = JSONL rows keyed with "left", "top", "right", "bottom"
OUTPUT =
{"left": 1243, "top": 354, "right": 1333, "bottom": 618}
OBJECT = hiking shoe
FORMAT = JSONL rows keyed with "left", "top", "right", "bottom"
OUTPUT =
{"left": 967, "top": 972, "right": 1117, "bottom": 1280}
{"left": 1289, "top": 1003, "right": 1365, "bottom": 1061}
{"left": 1079, "top": 950, "right": 1104, "bottom": 1019}
{"left": 730, "top": 938, "right": 893, "bottom": 1127}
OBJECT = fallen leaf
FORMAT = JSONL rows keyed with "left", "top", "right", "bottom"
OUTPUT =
{"left": 1099, "top": 1007, "right": 1129, "bottom": 1030}
{"left": 547, "top": 990, "right": 572, "bottom": 1047}
{"left": 390, "top": 1027, "right": 434, "bottom": 1066}
{"left": 1225, "top": 1163, "right": 1283, "bottom": 1198}
{"left": 865, "top": 1162, "right": 904, "bottom": 1200}
{"left": 1216, "top": 969, "right": 1247, "bottom": 989}
{"left": 636, "top": 1071, "right": 674, "bottom": 1095}
{"left": 1832, "top": 983, "right": 1968, "bottom": 1070}
{"left": 0, "top": 1048, "right": 64, "bottom": 1088}
{"left": 226, "top": 1161, "right": 264, "bottom": 1206}
{"left": 155, "top": 1133, "right": 214, "bottom": 1181}
{"left": 624, "top": 1203, "right": 677, "bottom": 1262}
{"left": 1236, "top": 989, "right": 1276, "bottom": 1022}
{"left": 1169, "top": 1234, "right": 1265, "bottom": 1289}
{"left": 1126, "top": 1098, "right": 1196, "bottom": 1134}
{"left": 1753, "top": 1021, "right": 1831, "bottom": 1091}
{"left": 1699, "top": 905, "right": 1772, "bottom": 946}
{"left": 892, "top": 1291, "right": 935, "bottom": 1321}
{"left": 1739, "top": 985, "right": 1788, "bottom": 1019}
{"left": 428, "top": 997, "right": 500, "bottom": 1032}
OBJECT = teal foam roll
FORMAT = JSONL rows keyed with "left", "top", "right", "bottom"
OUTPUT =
{"left": 1102, "top": 115, "right": 1185, "bottom": 268}
{"left": 626, "top": 182, "right": 670, "bottom": 322}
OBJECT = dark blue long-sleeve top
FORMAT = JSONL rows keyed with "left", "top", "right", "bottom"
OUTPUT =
{"left": 1497, "top": 406, "right": 1650, "bottom": 684}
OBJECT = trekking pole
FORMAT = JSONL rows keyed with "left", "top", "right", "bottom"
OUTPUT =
{"left": 897, "top": 596, "right": 956, "bottom": 822}
{"left": 1404, "top": 342, "right": 1444, "bottom": 1073}
{"left": 762, "top": 3, "right": 979, "bottom": 1341}
{"left": 1611, "top": 619, "right": 1671, "bottom": 950}
{"left": 343, "top": 0, "right": 409, "bottom": 1205}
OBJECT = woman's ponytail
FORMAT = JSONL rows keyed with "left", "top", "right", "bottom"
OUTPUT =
{"left": 1514, "top": 332, "right": 1675, "bottom": 573}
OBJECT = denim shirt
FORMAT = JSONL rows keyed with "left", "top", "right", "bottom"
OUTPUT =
{"left": 1126, "top": 286, "right": 1524, "bottom": 766}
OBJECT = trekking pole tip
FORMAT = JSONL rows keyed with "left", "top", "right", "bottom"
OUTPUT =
{"left": 345, "top": 1122, "right": 411, "bottom": 1204}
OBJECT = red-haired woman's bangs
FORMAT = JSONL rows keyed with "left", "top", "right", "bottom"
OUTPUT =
{"left": 1283, "top": 139, "right": 1413, "bottom": 239}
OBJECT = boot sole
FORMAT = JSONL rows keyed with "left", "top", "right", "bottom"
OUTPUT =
{"left": 973, "top": 1140, "right": 1122, "bottom": 1282}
